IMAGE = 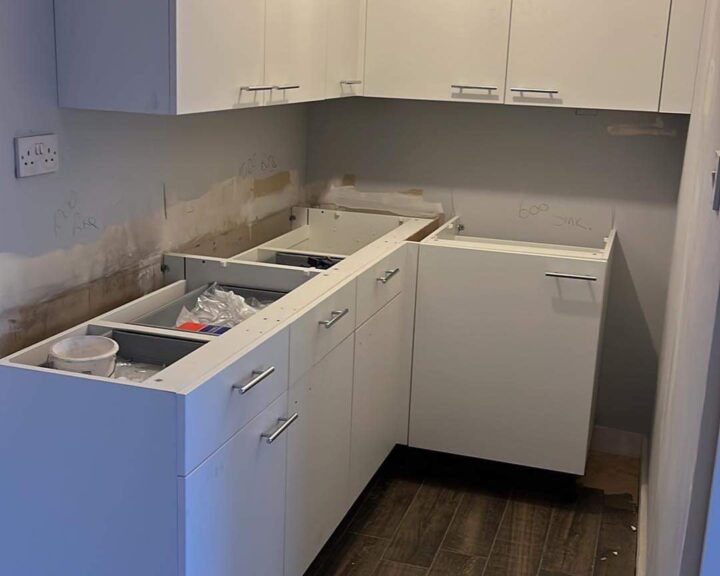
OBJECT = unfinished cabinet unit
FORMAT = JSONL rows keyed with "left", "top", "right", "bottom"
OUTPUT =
{"left": 505, "top": 0, "right": 671, "bottom": 111}
{"left": 0, "top": 208, "right": 434, "bottom": 576}
{"left": 411, "top": 221, "right": 615, "bottom": 475}
{"left": 326, "top": 0, "right": 367, "bottom": 98}
{"left": 365, "top": 0, "right": 512, "bottom": 103}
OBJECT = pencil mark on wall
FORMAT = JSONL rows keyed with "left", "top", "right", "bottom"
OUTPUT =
{"left": 239, "top": 153, "right": 279, "bottom": 178}
{"left": 517, "top": 200, "right": 592, "bottom": 231}
{"left": 54, "top": 192, "right": 100, "bottom": 240}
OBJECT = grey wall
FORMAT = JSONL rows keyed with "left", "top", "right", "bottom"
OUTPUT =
{"left": 0, "top": 0, "right": 308, "bottom": 355}
{"left": 306, "top": 98, "right": 688, "bottom": 433}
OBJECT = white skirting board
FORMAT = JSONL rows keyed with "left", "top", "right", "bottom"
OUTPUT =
{"left": 590, "top": 425, "right": 648, "bottom": 576}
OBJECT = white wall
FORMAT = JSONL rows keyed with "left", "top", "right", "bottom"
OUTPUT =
{"left": 647, "top": 0, "right": 720, "bottom": 572}
{"left": 306, "top": 98, "right": 688, "bottom": 433}
{"left": 0, "top": 0, "right": 307, "bottom": 355}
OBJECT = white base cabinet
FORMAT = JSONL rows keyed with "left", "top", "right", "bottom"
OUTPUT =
{"left": 411, "top": 229, "right": 614, "bottom": 475}
{"left": 180, "top": 393, "right": 290, "bottom": 576}
{"left": 351, "top": 292, "right": 413, "bottom": 501}
{"left": 285, "top": 335, "right": 355, "bottom": 576}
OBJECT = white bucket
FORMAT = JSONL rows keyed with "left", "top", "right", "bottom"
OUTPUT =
{"left": 48, "top": 336, "right": 120, "bottom": 377}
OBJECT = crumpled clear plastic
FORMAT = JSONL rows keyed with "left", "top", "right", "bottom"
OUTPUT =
{"left": 175, "top": 283, "right": 267, "bottom": 329}
{"left": 113, "top": 358, "right": 164, "bottom": 383}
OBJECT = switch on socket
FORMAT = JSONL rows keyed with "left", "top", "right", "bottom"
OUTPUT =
{"left": 15, "top": 134, "right": 59, "bottom": 178}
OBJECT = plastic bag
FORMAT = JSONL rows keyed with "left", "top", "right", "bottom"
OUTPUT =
{"left": 113, "top": 358, "right": 164, "bottom": 383}
{"left": 175, "top": 283, "right": 266, "bottom": 329}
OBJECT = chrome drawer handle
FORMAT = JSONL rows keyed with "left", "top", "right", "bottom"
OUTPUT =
{"left": 546, "top": 272, "right": 597, "bottom": 282}
{"left": 340, "top": 80, "right": 363, "bottom": 85}
{"left": 240, "top": 85, "right": 275, "bottom": 92}
{"left": 319, "top": 308, "right": 349, "bottom": 329}
{"left": 452, "top": 84, "right": 497, "bottom": 92}
{"left": 377, "top": 268, "right": 400, "bottom": 284}
{"left": 274, "top": 84, "right": 301, "bottom": 91}
{"left": 232, "top": 366, "right": 276, "bottom": 395}
{"left": 261, "top": 413, "right": 299, "bottom": 444}
{"left": 511, "top": 87, "right": 559, "bottom": 95}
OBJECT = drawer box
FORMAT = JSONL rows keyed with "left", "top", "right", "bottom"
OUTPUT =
{"left": 179, "top": 328, "right": 289, "bottom": 475}
{"left": 289, "top": 281, "right": 357, "bottom": 384}
{"left": 356, "top": 245, "right": 406, "bottom": 327}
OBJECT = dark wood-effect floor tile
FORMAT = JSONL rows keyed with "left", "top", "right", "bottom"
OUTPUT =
{"left": 372, "top": 560, "right": 427, "bottom": 576}
{"left": 350, "top": 476, "right": 423, "bottom": 539}
{"left": 442, "top": 490, "right": 509, "bottom": 557}
{"left": 384, "top": 482, "right": 464, "bottom": 568}
{"left": 540, "top": 488, "right": 603, "bottom": 576}
{"left": 313, "top": 533, "right": 390, "bottom": 576}
{"left": 483, "top": 539, "right": 547, "bottom": 576}
{"left": 428, "top": 550, "right": 486, "bottom": 576}
{"left": 594, "top": 495, "right": 637, "bottom": 576}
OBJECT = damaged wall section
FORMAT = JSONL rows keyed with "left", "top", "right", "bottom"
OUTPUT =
{"left": 0, "top": 1, "right": 307, "bottom": 356}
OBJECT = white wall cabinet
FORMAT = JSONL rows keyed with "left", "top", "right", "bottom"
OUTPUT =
{"left": 266, "top": 0, "right": 329, "bottom": 105}
{"left": 285, "top": 335, "right": 355, "bottom": 576}
{"left": 411, "top": 227, "right": 615, "bottom": 475}
{"left": 365, "top": 0, "right": 512, "bottom": 103}
{"left": 180, "top": 393, "right": 290, "bottom": 576}
{"left": 505, "top": 0, "right": 671, "bottom": 111}
{"left": 326, "top": 0, "right": 367, "bottom": 98}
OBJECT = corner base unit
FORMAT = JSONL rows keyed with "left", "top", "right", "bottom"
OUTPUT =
{"left": 410, "top": 219, "right": 616, "bottom": 475}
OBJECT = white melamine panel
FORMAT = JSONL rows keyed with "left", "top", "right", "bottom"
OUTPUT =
{"left": 326, "top": 0, "right": 367, "bottom": 98}
{"left": 351, "top": 294, "right": 412, "bottom": 501}
{"left": 506, "top": 0, "right": 671, "bottom": 111}
{"left": 0, "top": 367, "right": 178, "bottom": 576}
{"left": 179, "top": 329, "right": 289, "bottom": 475}
{"left": 365, "top": 0, "right": 512, "bottom": 103}
{"left": 285, "top": 336, "right": 354, "bottom": 576}
{"left": 180, "top": 393, "right": 289, "bottom": 576}
{"left": 661, "top": 0, "right": 707, "bottom": 113}
{"left": 266, "top": 0, "right": 328, "bottom": 104}
{"left": 411, "top": 244, "right": 609, "bottom": 475}
{"left": 356, "top": 245, "right": 406, "bottom": 327}
{"left": 289, "top": 280, "right": 357, "bottom": 383}
{"left": 175, "top": 0, "right": 267, "bottom": 113}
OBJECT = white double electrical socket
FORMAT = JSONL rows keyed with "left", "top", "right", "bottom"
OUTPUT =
{"left": 14, "top": 134, "right": 60, "bottom": 178}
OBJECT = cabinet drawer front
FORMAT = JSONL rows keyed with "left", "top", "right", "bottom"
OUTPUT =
{"left": 289, "top": 281, "right": 357, "bottom": 384}
{"left": 181, "top": 329, "right": 289, "bottom": 475}
{"left": 356, "top": 246, "right": 406, "bottom": 326}
{"left": 180, "top": 393, "right": 289, "bottom": 576}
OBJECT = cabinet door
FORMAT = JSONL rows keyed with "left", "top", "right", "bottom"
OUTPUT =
{"left": 365, "top": 0, "right": 512, "bottom": 103}
{"left": 411, "top": 244, "right": 608, "bottom": 475}
{"left": 351, "top": 294, "right": 412, "bottom": 502}
{"left": 285, "top": 335, "right": 354, "bottom": 576}
{"left": 175, "top": 0, "right": 267, "bottom": 113}
{"left": 326, "top": 0, "right": 367, "bottom": 98}
{"left": 266, "top": 0, "right": 328, "bottom": 104}
{"left": 180, "top": 393, "right": 290, "bottom": 576}
{"left": 505, "top": 0, "right": 671, "bottom": 111}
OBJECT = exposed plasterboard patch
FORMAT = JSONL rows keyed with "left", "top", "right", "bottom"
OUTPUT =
{"left": 309, "top": 178, "right": 444, "bottom": 219}
{"left": 254, "top": 171, "right": 293, "bottom": 197}
{"left": 607, "top": 117, "right": 678, "bottom": 137}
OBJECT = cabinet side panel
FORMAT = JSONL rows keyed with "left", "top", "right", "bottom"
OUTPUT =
{"left": 55, "top": 0, "right": 172, "bottom": 113}
{"left": 0, "top": 366, "right": 178, "bottom": 576}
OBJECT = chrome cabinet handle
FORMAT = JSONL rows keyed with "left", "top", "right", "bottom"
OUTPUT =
{"left": 546, "top": 272, "right": 597, "bottom": 282}
{"left": 274, "top": 84, "right": 301, "bottom": 91}
{"left": 319, "top": 308, "right": 349, "bottom": 329}
{"left": 232, "top": 366, "right": 275, "bottom": 395}
{"left": 452, "top": 84, "right": 497, "bottom": 92}
{"left": 240, "top": 85, "right": 275, "bottom": 92}
{"left": 377, "top": 268, "right": 400, "bottom": 284}
{"left": 511, "top": 87, "right": 559, "bottom": 95}
{"left": 340, "top": 80, "right": 363, "bottom": 85}
{"left": 261, "top": 413, "right": 299, "bottom": 444}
